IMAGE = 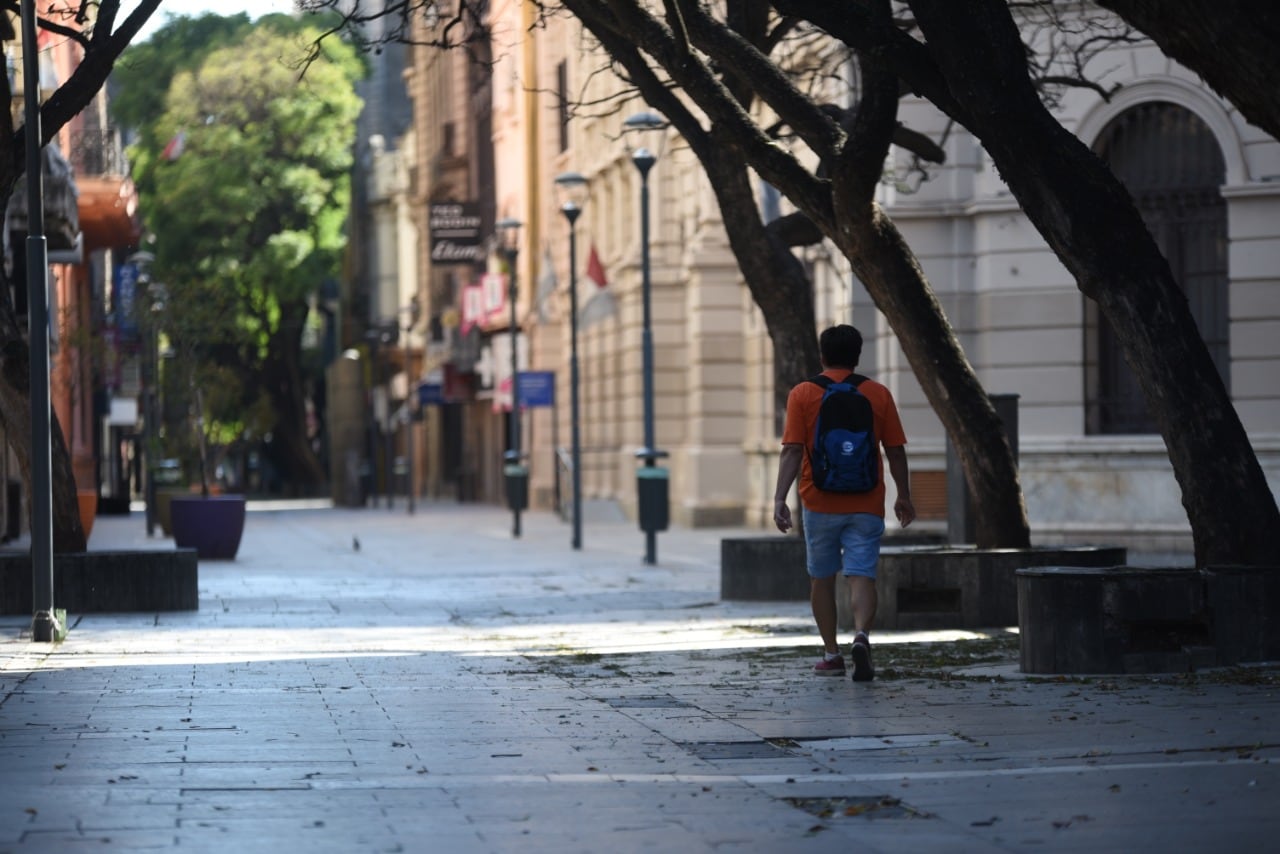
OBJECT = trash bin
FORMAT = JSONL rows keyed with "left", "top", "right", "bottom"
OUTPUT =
{"left": 636, "top": 465, "right": 669, "bottom": 533}
{"left": 504, "top": 463, "right": 529, "bottom": 512}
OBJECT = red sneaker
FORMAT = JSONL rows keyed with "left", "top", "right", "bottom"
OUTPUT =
{"left": 813, "top": 654, "right": 846, "bottom": 677}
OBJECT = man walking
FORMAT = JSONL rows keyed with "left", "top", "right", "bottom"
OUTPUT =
{"left": 772, "top": 325, "right": 916, "bottom": 681}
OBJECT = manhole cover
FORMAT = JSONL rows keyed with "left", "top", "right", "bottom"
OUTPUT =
{"left": 681, "top": 741, "right": 789, "bottom": 760}
{"left": 787, "top": 795, "right": 931, "bottom": 820}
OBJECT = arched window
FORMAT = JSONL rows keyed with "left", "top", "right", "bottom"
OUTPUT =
{"left": 1084, "top": 102, "right": 1229, "bottom": 434}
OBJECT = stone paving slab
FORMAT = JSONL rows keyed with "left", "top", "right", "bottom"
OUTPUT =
{"left": 0, "top": 502, "right": 1276, "bottom": 853}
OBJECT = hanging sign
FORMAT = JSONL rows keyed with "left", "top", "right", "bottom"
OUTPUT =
{"left": 428, "top": 202, "right": 483, "bottom": 264}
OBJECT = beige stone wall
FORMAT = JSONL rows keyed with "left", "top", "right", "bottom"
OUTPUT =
{"left": 1224, "top": 186, "right": 1280, "bottom": 435}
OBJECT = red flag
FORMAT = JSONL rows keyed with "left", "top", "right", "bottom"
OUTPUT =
{"left": 161, "top": 129, "right": 186, "bottom": 161}
{"left": 586, "top": 244, "right": 608, "bottom": 289}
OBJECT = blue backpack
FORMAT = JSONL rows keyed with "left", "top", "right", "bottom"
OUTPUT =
{"left": 808, "top": 373, "right": 877, "bottom": 493}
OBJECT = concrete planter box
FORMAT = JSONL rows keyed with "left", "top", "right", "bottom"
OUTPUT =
{"left": 857, "top": 545, "right": 1127, "bottom": 631}
{"left": 1019, "top": 564, "right": 1280, "bottom": 674}
{"left": 1, "top": 549, "right": 199, "bottom": 614}
{"left": 721, "top": 536, "right": 1122, "bottom": 632}
{"left": 720, "top": 536, "right": 809, "bottom": 601}
{"left": 1204, "top": 565, "right": 1280, "bottom": 665}
{"left": 719, "top": 533, "right": 951, "bottom": 602}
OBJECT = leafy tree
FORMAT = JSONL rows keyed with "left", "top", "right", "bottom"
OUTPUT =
{"left": 108, "top": 12, "right": 256, "bottom": 133}
{"left": 126, "top": 23, "right": 363, "bottom": 494}
{"left": 0, "top": 1, "right": 164, "bottom": 552}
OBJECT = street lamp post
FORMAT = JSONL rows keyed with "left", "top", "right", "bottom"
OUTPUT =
{"left": 555, "top": 172, "right": 588, "bottom": 551}
{"left": 624, "top": 111, "right": 669, "bottom": 565}
{"left": 496, "top": 217, "right": 526, "bottom": 538}
{"left": 402, "top": 296, "right": 420, "bottom": 516}
{"left": 22, "top": 0, "right": 58, "bottom": 641}
{"left": 144, "top": 281, "right": 168, "bottom": 537}
{"left": 363, "top": 325, "right": 391, "bottom": 509}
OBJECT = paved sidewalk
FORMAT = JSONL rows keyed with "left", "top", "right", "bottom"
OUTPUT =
{"left": 1, "top": 502, "right": 1277, "bottom": 853}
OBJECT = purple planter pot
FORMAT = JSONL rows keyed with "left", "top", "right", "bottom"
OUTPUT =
{"left": 169, "top": 495, "right": 246, "bottom": 560}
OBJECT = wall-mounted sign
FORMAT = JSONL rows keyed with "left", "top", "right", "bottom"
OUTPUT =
{"left": 518, "top": 371, "right": 555, "bottom": 408}
{"left": 417, "top": 382, "right": 444, "bottom": 406}
{"left": 428, "top": 202, "right": 483, "bottom": 264}
{"left": 460, "top": 281, "right": 485, "bottom": 333}
{"left": 114, "top": 261, "right": 141, "bottom": 345}
{"left": 481, "top": 272, "right": 507, "bottom": 325}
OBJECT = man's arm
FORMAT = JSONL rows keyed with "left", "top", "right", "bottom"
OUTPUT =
{"left": 773, "top": 443, "right": 804, "bottom": 533}
{"left": 885, "top": 445, "right": 916, "bottom": 528}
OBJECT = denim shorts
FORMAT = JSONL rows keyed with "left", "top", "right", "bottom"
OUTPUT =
{"left": 802, "top": 509, "right": 886, "bottom": 579}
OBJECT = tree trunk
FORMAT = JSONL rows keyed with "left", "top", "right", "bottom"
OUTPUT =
{"left": 1096, "top": 0, "right": 1280, "bottom": 142}
{"left": 909, "top": 0, "right": 1280, "bottom": 566}
{"left": 831, "top": 30, "right": 1028, "bottom": 549}
{"left": 700, "top": 155, "right": 821, "bottom": 425}
{"left": 716, "top": 0, "right": 822, "bottom": 419}
{"left": 835, "top": 205, "right": 1029, "bottom": 548}
{"left": 0, "top": 335, "right": 86, "bottom": 553}
{"left": 261, "top": 304, "right": 326, "bottom": 494}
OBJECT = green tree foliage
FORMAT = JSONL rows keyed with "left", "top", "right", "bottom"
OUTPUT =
{"left": 121, "top": 21, "right": 363, "bottom": 492}
{"left": 108, "top": 13, "right": 255, "bottom": 132}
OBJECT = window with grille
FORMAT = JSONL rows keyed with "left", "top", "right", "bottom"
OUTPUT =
{"left": 1084, "top": 102, "right": 1229, "bottom": 435}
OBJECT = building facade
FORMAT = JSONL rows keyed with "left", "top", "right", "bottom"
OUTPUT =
{"left": 329, "top": 15, "right": 417, "bottom": 508}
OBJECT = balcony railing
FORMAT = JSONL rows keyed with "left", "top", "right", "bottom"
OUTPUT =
{"left": 67, "top": 128, "right": 129, "bottom": 177}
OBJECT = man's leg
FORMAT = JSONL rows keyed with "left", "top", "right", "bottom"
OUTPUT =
{"left": 847, "top": 575, "right": 877, "bottom": 635}
{"left": 841, "top": 514, "right": 884, "bottom": 682}
{"left": 848, "top": 576, "right": 877, "bottom": 681}
{"left": 810, "top": 575, "right": 839, "bottom": 654}
{"left": 805, "top": 508, "right": 846, "bottom": 675}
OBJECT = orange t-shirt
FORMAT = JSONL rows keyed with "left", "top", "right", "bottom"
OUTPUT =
{"left": 781, "top": 369, "right": 907, "bottom": 516}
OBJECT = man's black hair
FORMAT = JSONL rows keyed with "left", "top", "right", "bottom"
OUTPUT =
{"left": 819, "top": 324, "right": 863, "bottom": 369}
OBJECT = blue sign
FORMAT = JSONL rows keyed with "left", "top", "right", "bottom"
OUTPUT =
{"left": 417, "top": 382, "right": 445, "bottom": 406}
{"left": 115, "top": 261, "right": 140, "bottom": 343}
{"left": 518, "top": 371, "right": 555, "bottom": 408}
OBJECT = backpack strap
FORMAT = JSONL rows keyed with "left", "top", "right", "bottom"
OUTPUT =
{"left": 809, "top": 372, "right": 867, "bottom": 389}
{"left": 809, "top": 374, "right": 833, "bottom": 389}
